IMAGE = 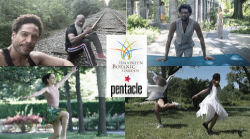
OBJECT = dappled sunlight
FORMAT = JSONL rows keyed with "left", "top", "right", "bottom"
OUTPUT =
{"left": 230, "top": 54, "right": 243, "bottom": 60}
{"left": 235, "top": 45, "right": 246, "bottom": 49}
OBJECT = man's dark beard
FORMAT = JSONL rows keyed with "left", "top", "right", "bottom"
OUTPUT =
{"left": 181, "top": 17, "right": 189, "bottom": 21}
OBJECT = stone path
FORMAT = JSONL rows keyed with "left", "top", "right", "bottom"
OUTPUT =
{"left": 147, "top": 26, "right": 250, "bottom": 63}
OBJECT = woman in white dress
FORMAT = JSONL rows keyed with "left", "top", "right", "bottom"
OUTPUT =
{"left": 217, "top": 7, "right": 223, "bottom": 39}
{"left": 192, "top": 73, "right": 228, "bottom": 134}
{"left": 147, "top": 74, "right": 180, "bottom": 128}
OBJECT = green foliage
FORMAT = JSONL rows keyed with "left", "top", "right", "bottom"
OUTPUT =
{"left": 126, "top": 104, "right": 250, "bottom": 139}
{"left": 108, "top": 0, "right": 126, "bottom": 10}
{"left": 0, "top": 131, "right": 125, "bottom": 139}
{"left": 71, "top": 0, "right": 103, "bottom": 18}
{"left": 127, "top": 14, "right": 149, "bottom": 29}
{"left": 231, "top": 26, "right": 250, "bottom": 34}
{"left": 127, "top": 15, "right": 160, "bottom": 44}
{"left": 0, "top": 22, "right": 12, "bottom": 49}
{"left": 127, "top": 26, "right": 160, "bottom": 44}
{"left": 201, "top": 20, "right": 216, "bottom": 31}
{"left": 0, "top": 100, "right": 124, "bottom": 119}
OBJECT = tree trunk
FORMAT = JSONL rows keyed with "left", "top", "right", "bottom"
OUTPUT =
{"left": 163, "top": 66, "right": 182, "bottom": 101}
{"left": 75, "top": 69, "right": 85, "bottom": 133}
{"left": 232, "top": 0, "right": 246, "bottom": 19}
{"left": 96, "top": 67, "right": 108, "bottom": 136}
{"left": 242, "top": 66, "right": 250, "bottom": 86}
{"left": 65, "top": 72, "right": 73, "bottom": 131}
{"left": 147, "top": 70, "right": 156, "bottom": 85}
{"left": 161, "top": 66, "right": 166, "bottom": 79}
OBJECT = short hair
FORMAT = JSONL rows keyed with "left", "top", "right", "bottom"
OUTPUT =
{"left": 155, "top": 76, "right": 166, "bottom": 87}
{"left": 178, "top": 4, "right": 192, "bottom": 14}
{"left": 42, "top": 73, "right": 52, "bottom": 85}
{"left": 12, "top": 14, "right": 43, "bottom": 36}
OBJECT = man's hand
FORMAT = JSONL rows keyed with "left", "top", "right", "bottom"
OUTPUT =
{"left": 84, "top": 27, "right": 93, "bottom": 34}
{"left": 204, "top": 55, "right": 215, "bottom": 60}
{"left": 155, "top": 56, "right": 168, "bottom": 62}
{"left": 171, "top": 74, "right": 175, "bottom": 77}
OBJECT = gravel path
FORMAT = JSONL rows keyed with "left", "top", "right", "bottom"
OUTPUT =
{"left": 34, "top": 8, "right": 126, "bottom": 66}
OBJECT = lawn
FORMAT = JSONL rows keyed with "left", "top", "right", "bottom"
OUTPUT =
{"left": 0, "top": 131, "right": 125, "bottom": 139}
{"left": 125, "top": 102, "right": 250, "bottom": 139}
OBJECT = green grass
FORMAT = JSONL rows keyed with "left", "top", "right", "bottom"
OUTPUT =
{"left": 127, "top": 27, "right": 160, "bottom": 44}
{"left": 231, "top": 26, "right": 250, "bottom": 34}
{"left": 118, "top": 10, "right": 126, "bottom": 15}
{"left": 125, "top": 102, "right": 250, "bottom": 139}
{"left": 0, "top": 131, "right": 125, "bottom": 139}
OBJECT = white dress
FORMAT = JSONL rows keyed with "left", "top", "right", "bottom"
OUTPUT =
{"left": 196, "top": 86, "right": 228, "bottom": 122}
{"left": 146, "top": 76, "right": 172, "bottom": 101}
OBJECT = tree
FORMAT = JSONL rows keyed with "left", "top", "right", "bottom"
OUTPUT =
{"left": 96, "top": 67, "right": 107, "bottom": 136}
{"left": 232, "top": 0, "right": 247, "bottom": 19}
{"left": 75, "top": 68, "right": 85, "bottom": 133}
{"left": 64, "top": 71, "right": 73, "bottom": 131}
{"left": 227, "top": 66, "right": 250, "bottom": 94}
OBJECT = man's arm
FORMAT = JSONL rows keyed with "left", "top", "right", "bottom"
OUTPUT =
{"left": 155, "top": 21, "right": 176, "bottom": 61}
{"left": 55, "top": 67, "right": 77, "bottom": 88}
{"left": 0, "top": 50, "right": 7, "bottom": 66}
{"left": 68, "top": 27, "right": 93, "bottom": 45}
{"left": 31, "top": 51, "right": 74, "bottom": 66}
{"left": 194, "top": 22, "right": 215, "bottom": 60}
{"left": 163, "top": 21, "right": 176, "bottom": 61}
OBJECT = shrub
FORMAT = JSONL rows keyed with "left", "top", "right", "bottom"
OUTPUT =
{"left": 127, "top": 14, "right": 149, "bottom": 29}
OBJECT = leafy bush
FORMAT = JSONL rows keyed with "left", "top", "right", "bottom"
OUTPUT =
{"left": 127, "top": 15, "right": 149, "bottom": 29}
{"left": 0, "top": 22, "right": 12, "bottom": 49}
{"left": 231, "top": 27, "right": 250, "bottom": 34}
{"left": 0, "top": 100, "right": 124, "bottom": 119}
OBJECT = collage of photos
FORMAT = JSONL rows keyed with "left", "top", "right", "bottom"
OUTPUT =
{"left": 0, "top": 0, "right": 249, "bottom": 139}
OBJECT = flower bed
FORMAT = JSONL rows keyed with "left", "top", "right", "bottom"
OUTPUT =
{"left": 2, "top": 115, "right": 42, "bottom": 132}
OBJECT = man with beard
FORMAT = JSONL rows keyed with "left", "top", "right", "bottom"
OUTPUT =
{"left": 156, "top": 4, "right": 215, "bottom": 61}
{"left": 65, "top": 14, "right": 106, "bottom": 66}
{"left": 0, "top": 14, "right": 73, "bottom": 66}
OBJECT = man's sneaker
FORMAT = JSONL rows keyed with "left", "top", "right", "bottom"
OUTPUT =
{"left": 97, "top": 53, "right": 106, "bottom": 59}
{"left": 172, "top": 101, "right": 180, "bottom": 107}
{"left": 156, "top": 124, "right": 163, "bottom": 129}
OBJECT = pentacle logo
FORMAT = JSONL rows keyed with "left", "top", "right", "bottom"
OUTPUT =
{"left": 125, "top": 75, "right": 131, "bottom": 82}
{"left": 110, "top": 38, "right": 142, "bottom": 60}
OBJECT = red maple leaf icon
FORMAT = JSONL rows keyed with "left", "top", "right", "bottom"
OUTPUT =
{"left": 125, "top": 75, "right": 131, "bottom": 82}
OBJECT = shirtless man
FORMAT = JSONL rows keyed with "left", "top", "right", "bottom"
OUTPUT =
{"left": 0, "top": 14, "right": 73, "bottom": 66}
{"left": 21, "top": 67, "right": 77, "bottom": 139}
{"left": 156, "top": 4, "right": 215, "bottom": 61}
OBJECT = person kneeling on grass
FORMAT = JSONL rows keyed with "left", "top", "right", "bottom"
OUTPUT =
{"left": 21, "top": 67, "right": 77, "bottom": 139}
{"left": 147, "top": 74, "right": 180, "bottom": 128}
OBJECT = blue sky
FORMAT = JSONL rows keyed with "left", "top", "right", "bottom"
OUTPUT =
{"left": 172, "top": 66, "right": 237, "bottom": 89}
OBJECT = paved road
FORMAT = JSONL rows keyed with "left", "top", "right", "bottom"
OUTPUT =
{"left": 147, "top": 26, "right": 250, "bottom": 63}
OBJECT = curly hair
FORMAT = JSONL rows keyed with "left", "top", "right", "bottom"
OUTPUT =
{"left": 178, "top": 4, "right": 192, "bottom": 14}
{"left": 42, "top": 73, "right": 52, "bottom": 85}
{"left": 155, "top": 76, "right": 166, "bottom": 87}
{"left": 12, "top": 14, "right": 43, "bottom": 36}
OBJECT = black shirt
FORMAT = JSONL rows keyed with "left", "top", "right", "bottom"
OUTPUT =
{"left": 2, "top": 48, "right": 36, "bottom": 66}
{"left": 65, "top": 23, "right": 78, "bottom": 51}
